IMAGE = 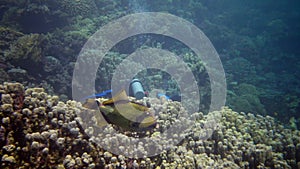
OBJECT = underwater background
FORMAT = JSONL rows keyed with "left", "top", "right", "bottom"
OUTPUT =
{"left": 0, "top": 0, "right": 300, "bottom": 168}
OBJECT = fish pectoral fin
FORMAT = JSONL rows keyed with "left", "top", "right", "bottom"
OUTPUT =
{"left": 142, "top": 116, "right": 156, "bottom": 123}
{"left": 138, "top": 116, "right": 156, "bottom": 128}
{"left": 99, "top": 105, "right": 115, "bottom": 116}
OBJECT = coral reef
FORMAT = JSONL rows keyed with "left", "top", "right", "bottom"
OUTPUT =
{"left": 0, "top": 69, "right": 10, "bottom": 84}
{"left": 0, "top": 83, "right": 299, "bottom": 168}
{"left": 0, "top": 27, "right": 24, "bottom": 52}
{"left": 4, "top": 33, "right": 44, "bottom": 64}
{"left": 0, "top": 27, "right": 24, "bottom": 83}
{"left": 2, "top": 33, "right": 46, "bottom": 83}
{"left": 225, "top": 57, "right": 257, "bottom": 84}
{"left": 227, "top": 83, "right": 266, "bottom": 115}
{"left": 0, "top": 0, "right": 299, "bottom": 130}
{"left": 58, "top": 0, "right": 98, "bottom": 17}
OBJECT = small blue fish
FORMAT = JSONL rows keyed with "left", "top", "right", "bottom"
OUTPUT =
{"left": 82, "top": 89, "right": 112, "bottom": 100}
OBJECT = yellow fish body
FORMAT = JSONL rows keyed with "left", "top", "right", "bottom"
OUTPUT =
{"left": 84, "top": 90, "right": 156, "bottom": 131}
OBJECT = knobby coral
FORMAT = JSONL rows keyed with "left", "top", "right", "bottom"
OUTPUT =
{"left": 0, "top": 82, "right": 299, "bottom": 168}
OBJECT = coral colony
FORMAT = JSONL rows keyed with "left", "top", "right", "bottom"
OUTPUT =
{"left": 0, "top": 83, "right": 299, "bottom": 168}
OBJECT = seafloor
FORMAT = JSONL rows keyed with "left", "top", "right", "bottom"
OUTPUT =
{"left": 0, "top": 82, "right": 299, "bottom": 169}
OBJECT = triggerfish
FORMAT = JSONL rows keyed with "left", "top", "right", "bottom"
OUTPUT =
{"left": 83, "top": 90, "right": 156, "bottom": 131}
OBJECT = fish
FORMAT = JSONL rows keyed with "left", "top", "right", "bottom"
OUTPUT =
{"left": 81, "top": 89, "right": 112, "bottom": 101}
{"left": 83, "top": 90, "right": 156, "bottom": 131}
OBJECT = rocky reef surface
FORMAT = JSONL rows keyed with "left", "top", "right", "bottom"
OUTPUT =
{"left": 0, "top": 82, "right": 299, "bottom": 169}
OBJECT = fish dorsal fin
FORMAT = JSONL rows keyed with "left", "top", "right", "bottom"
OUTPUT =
{"left": 102, "top": 89, "right": 129, "bottom": 105}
